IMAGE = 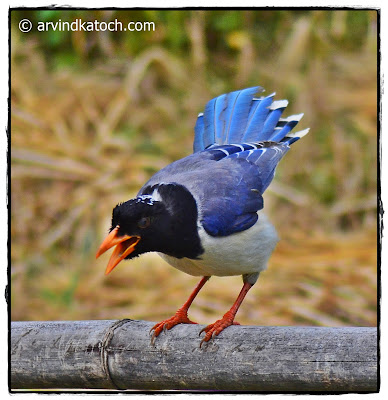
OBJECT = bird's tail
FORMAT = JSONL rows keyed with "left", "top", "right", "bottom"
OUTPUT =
{"left": 193, "top": 86, "right": 309, "bottom": 153}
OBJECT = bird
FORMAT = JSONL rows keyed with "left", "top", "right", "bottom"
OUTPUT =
{"left": 96, "top": 86, "right": 309, "bottom": 347}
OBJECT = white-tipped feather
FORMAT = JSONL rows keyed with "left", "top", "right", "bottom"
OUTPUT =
{"left": 218, "top": 148, "right": 230, "bottom": 156}
{"left": 285, "top": 127, "right": 310, "bottom": 138}
{"left": 269, "top": 99, "right": 289, "bottom": 110}
{"left": 253, "top": 92, "right": 276, "bottom": 101}
{"left": 232, "top": 144, "right": 245, "bottom": 151}
{"left": 279, "top": 113, "right": 304, "bottom": 122}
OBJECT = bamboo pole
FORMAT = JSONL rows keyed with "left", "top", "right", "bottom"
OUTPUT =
{"left": 11, "top": 319, "right": 378, "bottom": 392}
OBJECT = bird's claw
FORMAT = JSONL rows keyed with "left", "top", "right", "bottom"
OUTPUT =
{"left": 198, "top": 326, "right": 207, "bottom": 336}
{"left": 150, "top": 331, "right": 157, "bottom": 346}
{"left": 149, "top": 311, "right": 197, "bottom": 345}
{"left": 199, "top": 314, "right": 240, "bottom": 347}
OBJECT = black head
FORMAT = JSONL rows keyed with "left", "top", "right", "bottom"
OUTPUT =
{"left": 111, "top": 195, "right": 167, "bottom": 240}
{"left": 96, "top": 184, "right": 204, "bottom": 274}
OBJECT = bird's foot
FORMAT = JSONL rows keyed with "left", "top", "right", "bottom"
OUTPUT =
{"left": 199, "top": 311, "right": 240, "bottom": 347}
{"left": 150, "top": 308, "right": 196, "bottom": 345}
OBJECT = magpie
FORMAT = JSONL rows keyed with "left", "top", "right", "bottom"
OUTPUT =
{"left": 96, "top": 86, "right": 309, "bottom": 346}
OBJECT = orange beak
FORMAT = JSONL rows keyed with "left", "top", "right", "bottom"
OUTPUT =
{"left": 96, "top": 226, "right": 141, "bottom": 275}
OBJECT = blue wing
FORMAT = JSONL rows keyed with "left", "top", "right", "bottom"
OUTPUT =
{"left": 199, "top": 142, "right": 290, "bottom": 236}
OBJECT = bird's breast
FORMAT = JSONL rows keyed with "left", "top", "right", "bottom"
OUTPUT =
{"left": 159, "top": 211, "right": 279, "bottom": 277}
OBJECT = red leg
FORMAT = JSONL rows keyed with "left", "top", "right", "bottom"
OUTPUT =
{"left": 150, "top": 276, "right": 210, "bottom": 344}
{"left": 200, "top": 281, "right": 252, "bottom": 347}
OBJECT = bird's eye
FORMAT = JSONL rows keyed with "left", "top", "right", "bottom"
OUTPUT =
{"left": 137, "top": 217, "right": 151, "bottom": 229}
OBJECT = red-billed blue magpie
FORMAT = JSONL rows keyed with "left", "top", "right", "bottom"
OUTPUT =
{"left": 96, "top": 86, "right": 309, "bottom": 346}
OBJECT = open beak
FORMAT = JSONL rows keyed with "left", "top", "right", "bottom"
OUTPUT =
{"left": 96, "top": 226, "right": 140, "bottom": 275}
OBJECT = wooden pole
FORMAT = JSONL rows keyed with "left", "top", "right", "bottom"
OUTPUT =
{"left": 10, "top": 319, "right": 378, "bottom": 392}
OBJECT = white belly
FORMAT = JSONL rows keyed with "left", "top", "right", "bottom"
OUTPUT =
{"left": 159, "top": 212, "right": 279, "bottom": 277}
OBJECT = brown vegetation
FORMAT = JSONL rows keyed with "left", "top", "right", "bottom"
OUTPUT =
{"left": 10, "top": 10, "right": 378, "bottom": 327}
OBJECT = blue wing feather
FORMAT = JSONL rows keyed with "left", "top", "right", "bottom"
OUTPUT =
{"left": 202, "top": 98, "right": 216, "bottom": 150}
{"left": 224, "top": 144, "right": 289, "bottom": 193}
{"left": 225, "top": 87, "right": 261, "bottom": 143}
{"left": 214, "top": 93, "right": 228, "bottom": 142}
{"left": 202, "top": 211, "right": 259, "bottom": 237}
{"left": 193, "top": 113, "right": 204, "bottom": 153}
{"left": 194, "top": 87, "right": 307, "bottom": 152}
{"left": 199, "top": 158, "right": 265, "bottom": 236}
{"left": 260, "top": 106, "right": 287, "bottom": 140}
{"left": 242, "top": 94, "right": 274, "bottom": 142}
{"left": 186, "top": 86, "right": 309, "bottom": 236}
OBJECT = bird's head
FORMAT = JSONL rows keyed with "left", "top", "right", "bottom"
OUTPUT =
{"left": 96, "top": 183, "right": 204, "bottom": 275}
{"left": 96, "top": 195, "right": 168, "bottom": 275}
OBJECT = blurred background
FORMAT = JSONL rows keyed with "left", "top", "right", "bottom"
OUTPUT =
{"left": 10, "top": 9, "right": 378, "bottom": 327}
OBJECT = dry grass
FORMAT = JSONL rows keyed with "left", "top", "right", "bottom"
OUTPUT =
{"left": 10, "top": 10, "right": 378, "bottom": 327}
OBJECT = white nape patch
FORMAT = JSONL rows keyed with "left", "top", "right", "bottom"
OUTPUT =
{"left": 151, "top": 187, "right": 163, "bottom": 202}
{"left": 197, "top": 112, "right": 204, "bottom": 117}
{"left": 136, "top": 186, "right": 164, "bottom": 206}
{"left": 136, "top": 186, "right": 165, "bottom": 206}
{"left": 136, "top": 195, "right": 157, "bottom": 206}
